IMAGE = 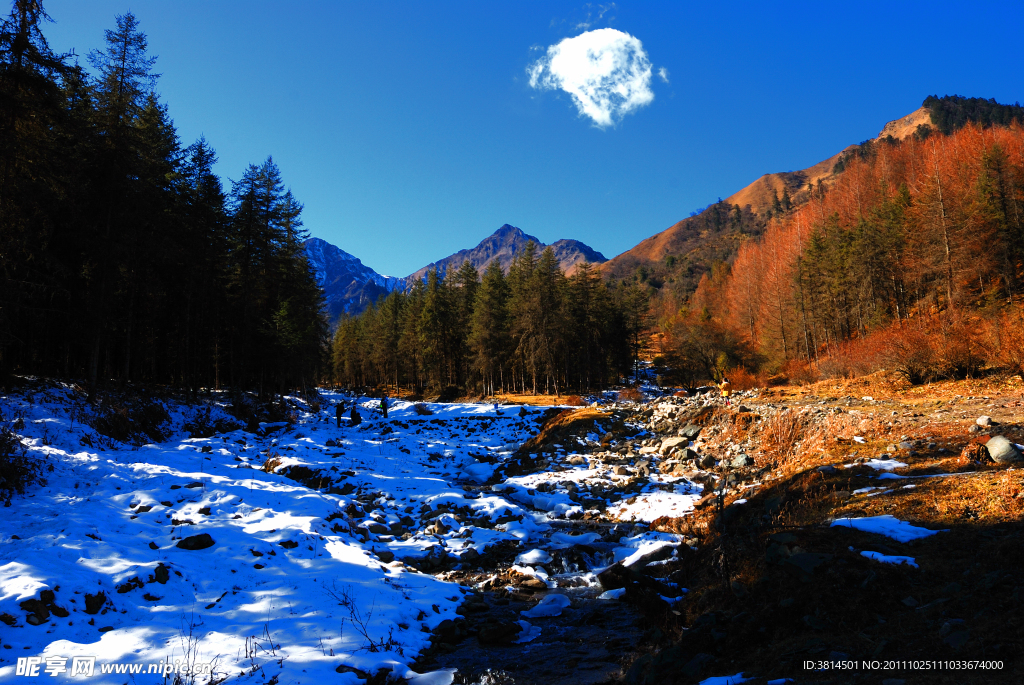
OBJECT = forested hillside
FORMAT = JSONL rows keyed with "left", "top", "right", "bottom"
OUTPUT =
{"left": 332, "top": 244, "right": 648, "bottom": 396}
{"left": 0, "top": 4, "right": 327, "bottom": 395}
{"left": 923, "top": 94, "right": 1024, "bottom": 136}
{"left": 605, "top": 97, "right": 1024, "bottom": 322}
{"left": 659, "top": 119, "right": 1024, "bottom": 384}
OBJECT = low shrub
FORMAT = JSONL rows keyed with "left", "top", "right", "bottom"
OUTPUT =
{"left": 725, "top": 367, "right": 759, "bottom": 391}
{"left": 987, "top": 307, "right": 1024, "bottom": 376}
{"left": 413, "top": 403, "right": 433, "bottom": 416}
{"left": 881, "top": 311, "right": 986, "bottom": 384}
{"left": 780, "top": 359, "right": 818, "bottom": 385}
{"left": 617, "top": 387, "right": 644, "bottom": 402}
{"left": 564, "top": 395, "right": 585, "bottom": 406}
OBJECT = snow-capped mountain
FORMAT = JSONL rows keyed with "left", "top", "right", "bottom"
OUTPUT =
{"left": 303, "top": 237, "right": 403, "bottom": 319}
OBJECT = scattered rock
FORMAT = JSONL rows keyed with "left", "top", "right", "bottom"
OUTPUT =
{"left": 976, "top": 415, "right": 994, "bottom": 427}
{"left": 19, "top": 599, "right": 49, "bottom": 625}
{"left": 84, "top": 592, "right": 106, "bottom": 614}
{"left": 432, "top": 618, "right": 468, "bottom": 645}
{"left": 730, "top": 455, "right": 754, "bottom": 468}
{"left": 335, "top": 665, "right": 369, "bottom": 678}
{"left": 680, "top": 424, "right": 702, "bottom": 439}
{"left": 519, "top": 578, "right": 547, "bottom": 592}
{"left": 116, "top": 577, "right": 144, "bottom": 593}
{"left": 660, "top": 437, "right": 688, "bottom": 454}
{"left": 782, "top": 553, "right": 832, "bottom": 581}
{"left": 176, "top": 533, "right": 215, "bottom": 550}
{"left": 477, "top": 620, "right": 522, "bottom": 645}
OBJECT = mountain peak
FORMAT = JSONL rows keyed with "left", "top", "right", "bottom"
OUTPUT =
{"left": 405, "top": 224, "right": 605, "bottom": 283}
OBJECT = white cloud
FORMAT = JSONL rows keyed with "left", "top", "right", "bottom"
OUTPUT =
{"left": 528, "top": 28, "right": 654, "bottom": 128}
{"left": 658, "top": 66, "right": 669, "bottom": 83}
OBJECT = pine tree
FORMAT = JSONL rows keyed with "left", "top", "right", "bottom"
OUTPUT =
{"left": 469, "top": 260, "right": 510, "bottom": 395}
{"left": 0, "top": 0, "right": 70, "bottom": 376}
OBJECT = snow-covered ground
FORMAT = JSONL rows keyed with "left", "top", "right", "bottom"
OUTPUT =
{"left": 0, "top": 384, "right": 700, "bottom": 684}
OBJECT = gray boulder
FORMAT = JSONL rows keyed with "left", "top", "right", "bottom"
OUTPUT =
{"left": 985, "top": 435, "right": 1021, "bottom": 464}
{"left": 680, "top": 424, "right": 702, "bottom": 439}
{"left": 660, "top": 437, "right": 688, "bottom": 454}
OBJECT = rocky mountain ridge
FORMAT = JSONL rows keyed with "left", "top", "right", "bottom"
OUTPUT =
{"left": 405, "top": 224, "right": 607, "bottom": 284}
{"left": 306, "top": 224, "right": 607, "bottom": 319}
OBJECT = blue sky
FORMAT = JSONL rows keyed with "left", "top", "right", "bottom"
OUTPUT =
{"left": 43, "top": 1, "right": 1024, "bottom": 277}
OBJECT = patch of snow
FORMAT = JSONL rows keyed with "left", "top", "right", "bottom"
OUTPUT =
{"left": 831, "top": 515, "right": 946, "bottom": 542}
{"left": 516, "top": 548, "right": 552, "bottom": 565}
{"left": 845, "top": 458, "right": 907, "bottom": 471}
{"left": 698, "top": 674, "right": 753, "bottom": 685}
{"left": 521, "top": 593, "right": 571, "bottom": 618}
{"left": 514, "top": 620, "right": 542, "bottom": 643}
{"left": 861, "top": 550, "right": 919, "bottom": 568}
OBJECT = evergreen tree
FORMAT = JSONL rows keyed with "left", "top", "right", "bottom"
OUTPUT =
{"left": 469, "top": 260, "right": 510, "bottom": 395}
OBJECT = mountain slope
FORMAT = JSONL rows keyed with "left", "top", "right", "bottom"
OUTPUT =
{"left": 304, "top": 237, "right": 402, "bottom": 318}
{"left": 600, "top": 105, "right": 933, "bottom": 289}
{"left": 405, "top": 224, "right": 607, "bottom": 283}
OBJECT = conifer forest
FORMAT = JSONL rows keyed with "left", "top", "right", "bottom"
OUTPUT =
{"left": 0, "top": 5, "right": 327, "bottom": 396}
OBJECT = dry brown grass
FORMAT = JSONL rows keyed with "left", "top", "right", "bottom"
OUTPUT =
{"left": 493, "top": 393, "right": 568, "bottom": 407}
{"left": 759, "top": 409, "right": 802, "bottom": 466}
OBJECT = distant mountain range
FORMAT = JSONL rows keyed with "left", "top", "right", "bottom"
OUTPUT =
{"left": 304, "top": 224, "right": 607, "bottom": 319}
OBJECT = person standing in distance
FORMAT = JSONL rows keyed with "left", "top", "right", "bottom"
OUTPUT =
{"left": 718, "top": 377, "right": 732, "bottom": 406}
